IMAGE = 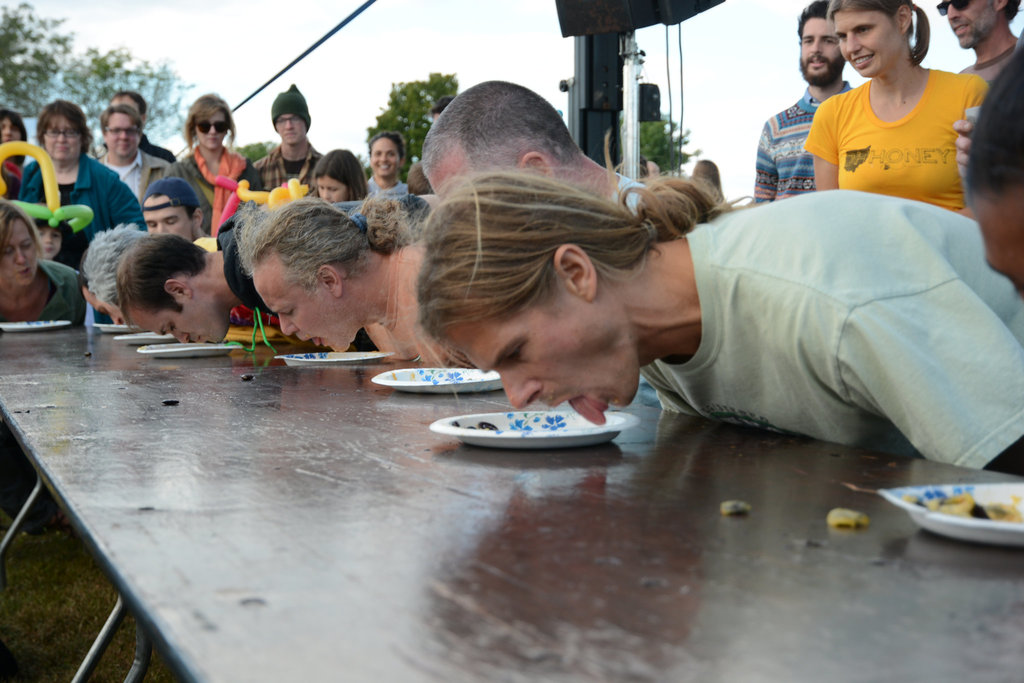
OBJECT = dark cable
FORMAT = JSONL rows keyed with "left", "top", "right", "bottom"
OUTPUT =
{"left": 232, "top": 0, "right": 378, "bottom": 112}
{"left": 677, "top": 23, "right": 684, "bottom": 173}
{"left": 664, "top": 26, "right": 673, "bottom": 174}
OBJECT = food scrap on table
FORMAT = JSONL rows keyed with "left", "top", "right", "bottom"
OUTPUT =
{"left": 720, "top": 500, "right": 751, "bottom": 516}
{"left": 826, "top": 508, "right": 870, "bottom": 529}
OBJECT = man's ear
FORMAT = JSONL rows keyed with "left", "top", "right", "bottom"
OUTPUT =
{"left": 552, "top": 244, "right": 597, "bottom": 303}
{"left": 518, "top": 151, "right": 554, "bottom": 176}
{"left": 190, "top": 208, "right": 204, "bottom": 236}
{"left": 164, "top": 278, "right": 192, "bottom": 303}
{"left": 317, "top": 264, "right": 345, "bottom": 298}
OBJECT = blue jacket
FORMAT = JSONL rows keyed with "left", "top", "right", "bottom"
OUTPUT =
{"left": 19, "top": 155, "right": 144, "bottom": 241}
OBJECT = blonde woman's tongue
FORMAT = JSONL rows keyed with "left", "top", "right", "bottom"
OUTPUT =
{"left": 570, "top": 396, "right": 608, "bottom": 425}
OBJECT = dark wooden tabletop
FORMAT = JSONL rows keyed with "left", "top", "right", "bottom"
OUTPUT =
{"left": 2, "top": 327, "right": 1022, "bottom": 682}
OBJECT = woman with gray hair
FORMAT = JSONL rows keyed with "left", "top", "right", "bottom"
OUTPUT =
{"left": 79, "top": 224, "right": 146, "bottom": 324}
{"left": 236, "top": 197, "right": 446, "bottom": 362}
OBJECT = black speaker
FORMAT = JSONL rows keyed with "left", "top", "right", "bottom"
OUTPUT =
{"left": 555, "top": 0, "right": 726, "bottom": 37}
{"left": 658, "top": 0, "right": 726, "bottom": 24}
{"left": 639, "top": 83, "right": 660, "bottom": 122}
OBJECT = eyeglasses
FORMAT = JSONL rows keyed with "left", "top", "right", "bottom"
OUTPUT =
{"left": 44, "top": 129, "right": 81, "bottom": 139}
{"left": 104, "top": 126, "right": 140, "bottom": 137}
{"left": 937, "top": 0, "right": 972, "bottom": 16}
{"left": 196, "top": 120, "right": 229, "bottom": 134}
{"left": 275, "top": 115, "right": 302, "bottom": 127}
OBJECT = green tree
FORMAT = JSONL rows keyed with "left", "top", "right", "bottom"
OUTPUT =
{"left": 0, "top": 3, "right": 73, "bottom": 114}
{"left": 236, "top": 141, "right": 275, "bottom": 163}
{"left": 60, "top": 47, "right": 189, "bottom": 148}
{"left": 367, "top": 73, "right": 458, "bottom": 179}
{"left": 640, "top": 117, "right": 697, "bottom": 175}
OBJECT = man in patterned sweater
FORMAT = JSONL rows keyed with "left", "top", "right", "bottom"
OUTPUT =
{"left": 754, "top": 1, "right": 850, "bottom": 202}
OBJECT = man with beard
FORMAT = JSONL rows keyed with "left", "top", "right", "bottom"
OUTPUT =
{"left": 755, "top": 1, "right": 850, "bottom": 202}
{"left": 941, "top": 0, "right": 1019, "bottom": 82}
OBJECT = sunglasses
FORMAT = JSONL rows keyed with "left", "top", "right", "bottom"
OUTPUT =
{"left": 936, "top": 0, "right": 971, "bottom": 15}
{"left": 196, "top": 120, "right": 229, "bottom": 134}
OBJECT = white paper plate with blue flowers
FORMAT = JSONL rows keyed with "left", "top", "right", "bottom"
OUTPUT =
{"left": 137, "top": 343, "right": 238, "bottom": 358}
{"left": 276, "top": 351, "right": 393, "bottom": 366}
{"left": 371, "top": 368, "right": 502, "bottom": 393}
{"left": 113, "top": 331, "right": 177, "bottom": 344}
{"left": 0, "top": 320, "right": 71, "bottom": 332}
{"left": 430, "top": 410, "right": 640, "bottom": 449}
{"left": 878, "top": 483, "right": 1024, "bottom": 547}
{"left": 94, "top": 323, "right": 136, "bottom": 334}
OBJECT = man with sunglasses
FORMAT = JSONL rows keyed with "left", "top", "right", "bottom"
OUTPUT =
{"left": 939, "top": 0, "right": 1020, "bottom": 81}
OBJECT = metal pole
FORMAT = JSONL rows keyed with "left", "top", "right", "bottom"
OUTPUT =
{"left": 620, "top": 31, "right": 641, "bottom": 180}
{"left": 72, "top": 595, "right": 127, "bottom": 683}
{"left": 0, "top": 475, "right": 43, "bottom": 591}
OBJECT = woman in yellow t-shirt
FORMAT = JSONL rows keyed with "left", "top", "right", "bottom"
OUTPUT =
{"left": 804, "top": 0, "right": 987, "bottom": 213}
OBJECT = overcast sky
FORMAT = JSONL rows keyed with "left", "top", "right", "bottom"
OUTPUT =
{"left": 26, "top": 0, "right": 1024, "bottom": 201}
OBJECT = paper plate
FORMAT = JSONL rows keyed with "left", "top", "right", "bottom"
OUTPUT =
{"left": 371, "top": 368, "right": 503, "bottom": 394}
{"left": 275, "top": 351, "right": 394, "bottom": 366}
{"left": 429, "top": 410, "right": 640, "bottom": 449}
{"left": 0, "top": 320, "right": 72, "bottom": 332}
{"left": 113, "top": 332, "right": 178, "bottom": 345}
{"left": 93, "top": 323, "right": 136, "bottom": 334}
{"left": 879, "top": 483, "right": 1024, "bottom": 547}
{"left": 137, "top": 343, "right": 237, "bottom": 358}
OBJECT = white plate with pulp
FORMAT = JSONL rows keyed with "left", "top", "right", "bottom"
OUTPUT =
{"left": 371, "top": 368, "right": 502, "bottom": 394}
{"left": 879, "top": 483, "right": 1024, "bottom": 547}
{"left": 114, "top": 332, "right": 177, "bottom": 345}
{"left": 0, "top": 320, "right": 71, "bottom": 332}
{"left": 430, "top": 410, "right": 640, "bottom": 449}
{"left": 276, "top": 351, "right": 394, "bottom": 366}
{"left": 137, "top": 343, "right": 237, "bottom": 358}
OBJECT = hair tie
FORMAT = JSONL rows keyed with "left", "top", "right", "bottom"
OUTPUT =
{"left": 641, "top": 218, "right": 658, "bottom": 240}
{"left": 350, "top": 212, "right": 368, "bottom": 234}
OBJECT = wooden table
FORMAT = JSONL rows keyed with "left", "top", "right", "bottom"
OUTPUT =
{"left": 1, "top": 327, "right": 1022, "bottom": 682}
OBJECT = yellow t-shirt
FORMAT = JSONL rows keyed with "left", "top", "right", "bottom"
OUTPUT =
{"left": 804, "top": 70, "right": 987, "bottom": 211}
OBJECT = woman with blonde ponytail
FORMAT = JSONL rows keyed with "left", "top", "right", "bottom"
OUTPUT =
{"left": 805, "top": 0, "right": 987, "bottom": 213}
{"left": 418, "top": 170, "right": 1024, "bottom": 473}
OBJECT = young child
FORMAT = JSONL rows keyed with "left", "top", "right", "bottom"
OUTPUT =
{"left": 312, "top": 149, "right": 368, "bottom": 203}
{"left": 34, "top": 219, "right": 64, "bottom": 261}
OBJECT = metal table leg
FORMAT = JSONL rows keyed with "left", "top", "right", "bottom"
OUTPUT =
{"left": 0, "top": 474, "right": 42, "bottom": 590}
{"left": 123, "top": 623, "right": 152, "bottom": 683}
{"left": 72, "top": 595, "right": 126, "bottom": 683}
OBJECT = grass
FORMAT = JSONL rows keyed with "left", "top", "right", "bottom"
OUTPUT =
{"left": 0, "top": 511, "right": 178, "bottom": 682}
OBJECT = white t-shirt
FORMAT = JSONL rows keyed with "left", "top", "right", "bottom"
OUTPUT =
{"left": 640, "top": 190, "right": 1024, "bottom": 468}
{"left": 105, "top": 150, "right": 142, "bottom": 197}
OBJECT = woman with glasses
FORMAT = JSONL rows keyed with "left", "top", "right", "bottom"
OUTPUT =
{"left": 18, "top": 100, "right": 144, "bottom": 269}
{"left": 804, "top": 0, "right": 988, "bottom": 214}
{"left": 165, "top": 93, "right": 262, "bottom": 236}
